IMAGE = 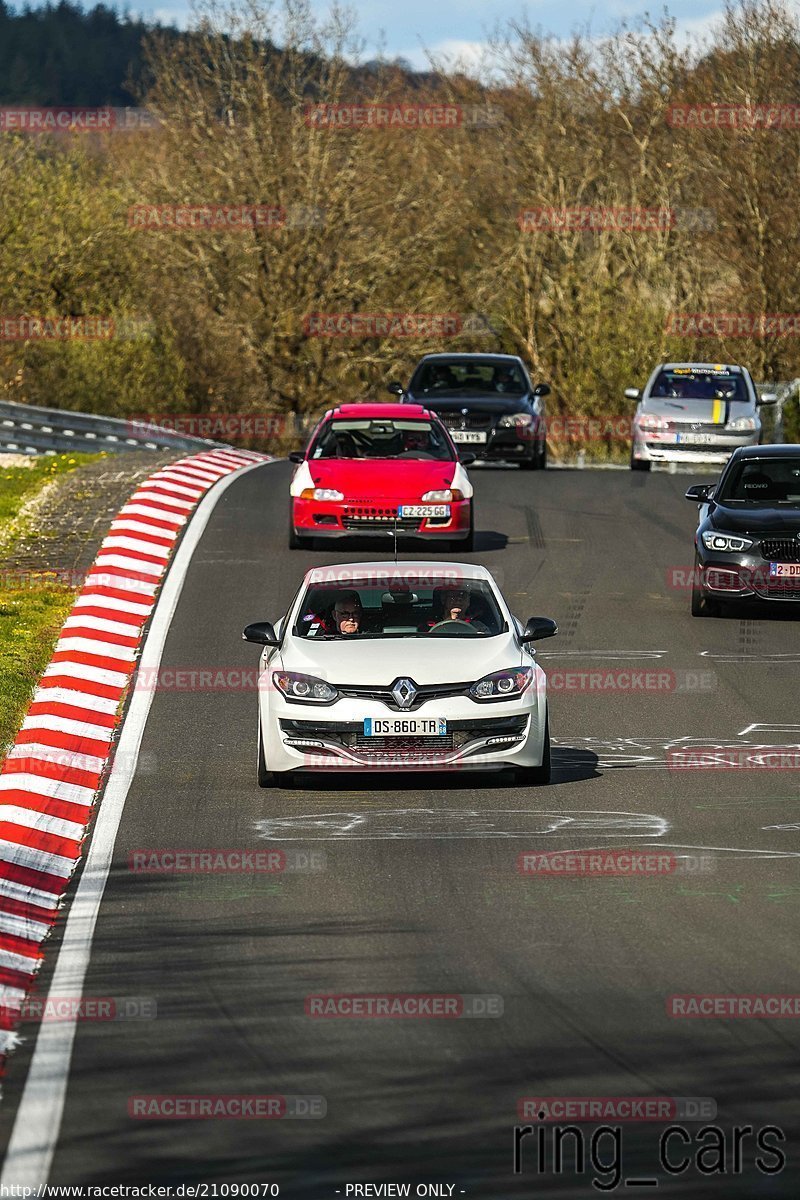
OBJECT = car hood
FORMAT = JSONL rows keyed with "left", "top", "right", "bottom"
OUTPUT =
{"left": 642, "top": 398, "right": 753, "bottom": 424}
{"left": 305, "top": 459, "right": 456, "bottom": 499}
{"left": 709, "top": 504, "right": 800, "bottom": 534}
{"left": 280, "top": 631, "right": 522, "bottom": 685}
{"left": 410, "top": 394, "right": 531, "bottom": 416}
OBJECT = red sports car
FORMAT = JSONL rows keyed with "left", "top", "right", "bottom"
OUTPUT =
{"left": 288, "top": 403, "right": 474, "bottom": 550}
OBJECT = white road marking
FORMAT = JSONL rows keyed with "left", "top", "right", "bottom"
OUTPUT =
{"left": 0, "top": 459, "right": 270, "bottom": 1188}
{"left": 255, "top": 809, "right": 669, "bottom": 840}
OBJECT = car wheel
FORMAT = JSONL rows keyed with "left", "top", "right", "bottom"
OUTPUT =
{"left": 463, "top": 509, "right": 475, "bottom": 552}
{"left": 630, "top": 454, "right": 651, "bottom": 472}
{"left": 257, "top": 724, "right": 274, "bottom": 787}
{"left": 516, "top": 712, "right": 551, "bottom": 786}
{"left": 690, "top": 580, "right": 720, "bottom": 617}
{"left": 519, "top": 455, "right": 537, "bottom": 471}
{"left": 538, "top": 439, "right": 547, "bottom": 470}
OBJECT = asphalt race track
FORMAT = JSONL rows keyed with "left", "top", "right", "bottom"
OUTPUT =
{"left": 2, "top": 461, "right": 799, "bottom": 1196}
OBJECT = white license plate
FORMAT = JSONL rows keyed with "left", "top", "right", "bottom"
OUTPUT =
{"left": 675, "top": 433, "right": 718, "bottom": 445}
{"left": 769, "top": 563, "right": 800, "bottom": 578}
{"left": 398, "top": 504, "right": 450, "bottom": 518}
{"left": 363, "top": 718, "right": 447, "bottom": 737}
{"left": 450, "top": 430, "right": 487, "bottom": 444}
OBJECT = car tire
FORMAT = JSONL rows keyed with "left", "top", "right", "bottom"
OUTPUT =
{"left": 690, "top": 581, "right": 720, "bottom": 617}
{"left": 538, "top": 439, "right": 547, "bottom": 470}
{"left": 463, "top": 509, "right": 475, "bottom": 551}
{"left": 630, "top": 454, "right": 651, "bottom": 471}
{"left": 257, "top": 724, "right": 274, "bottom": 787}
{"left": 520, "top": 456, "right": 537, "bottom": 471}
{"left": 288, "top": 508, "right": 301, "bottom": 549}
{"left": 516, "top": 712, "right": 551, "bottom": 786}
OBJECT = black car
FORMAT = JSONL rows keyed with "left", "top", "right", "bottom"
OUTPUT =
{"left": 686, "top": 444, "right": 800, "bottom": 615}
{"left": 389, "top": 353, "right": 550, "bottom": 469}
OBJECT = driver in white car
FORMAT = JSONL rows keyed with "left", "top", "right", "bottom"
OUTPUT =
{"left": 427, "top": 586, "right": 490, "bottom": 633}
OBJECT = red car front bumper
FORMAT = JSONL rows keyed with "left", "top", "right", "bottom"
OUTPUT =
{"left": 292, "top": 497, "right": 472, "bottom": 540}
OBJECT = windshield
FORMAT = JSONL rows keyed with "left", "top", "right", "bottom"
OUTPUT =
{"left": 650, "top": 368, "right": 749, "bottom": 402}
{"left": 412, "top": 359, "right": 527, "bottom": 396}
{"left": 717, "top": 458, "right": 800, "bottom": 506}
{"left": 310, "top": 418, "right": 454, "bottom": 461}
{"left": 293, "top": 577, "right": 506, "bottom": 638}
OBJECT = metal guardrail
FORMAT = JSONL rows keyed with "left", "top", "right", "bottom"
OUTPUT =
{"left": 0, "top": 400, "right": 226, "bottom": 456}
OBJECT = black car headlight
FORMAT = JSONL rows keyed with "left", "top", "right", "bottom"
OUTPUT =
{"left": 469, "top": 666, "right": 532, "bottom": 701}
{"left": 273, "top": 671, "right": 338, "bottom": 703}
{"left": 701, "top": 531, "right": 754, "bottom": 553}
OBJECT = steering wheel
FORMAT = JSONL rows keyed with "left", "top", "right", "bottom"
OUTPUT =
{"left": 427, "top": 619, "right": 481, "bottom": 637}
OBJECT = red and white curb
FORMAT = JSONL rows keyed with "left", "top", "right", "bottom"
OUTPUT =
{"left": 0, "top": 447, "right": 265, "bottom": 1060}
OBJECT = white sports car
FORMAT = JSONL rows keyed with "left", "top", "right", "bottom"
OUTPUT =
{"left": 243, "top": 561, "right": 557, "bottom": 786}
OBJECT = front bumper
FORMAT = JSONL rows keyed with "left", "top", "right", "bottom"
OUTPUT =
{"left": 292, "top": 497, "right": 472, "bottom": 540}
{"left": 260, "top": 689, "right": 547, "bottom": 774}
{"left": 633, "top": 429, "right": 758, "bottom": 465}
{"left": 447, "top": 426, "right": 543, "bottom": 463}
{"left": 696, "top": 552, "right": 800, "bottom": 602}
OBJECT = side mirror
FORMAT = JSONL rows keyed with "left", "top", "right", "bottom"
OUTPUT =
{"left": 520, "top": 616, "right": 558, "bottom": 644}
{"left": 288, "top": 450, "right": 305, "bottom": 464}
{"left": 757, "top": 392, "right": 778, "bottom": 405}
{"left": 685, "top": 484, "right": 714, "bottom": 502}
{"left": 533, "top": 383, "right": 551, "bottom": 397}
{"left": 459, "top": 451, "right": 476, "bottom": 466}
{"left": 624, "top": 387, "right": 641, "bottom": 401}
{"left": 242, "top": 621, "right": 279, "bottom": 646}
{"left": 387, "top": 381, "right": 404, "bottom": 396}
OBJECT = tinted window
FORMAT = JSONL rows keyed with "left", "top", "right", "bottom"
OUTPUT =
{"left": 311, "top": 418, "right": 454, "bottom": 461}
{"left": 412, "top": 360, "right": 526, "bottom": 395}
{"left": 294, "top": 579, "right": 505, "bottom": 638}
{"left": 650, "top": 368, "right": 749, "bottom": 402}
{"left": 718, "top": 458, "right": 800, "bottom": 505}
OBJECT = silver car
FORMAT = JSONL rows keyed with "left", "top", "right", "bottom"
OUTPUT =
{"left": 627, "top": 362, "right": 776, "bottom": 471}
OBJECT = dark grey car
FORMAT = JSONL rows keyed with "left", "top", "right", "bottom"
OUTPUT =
{"left": 685, "top": 444, "right": 800, "bottom": 615}
{"left": 389, "top": 353, "right": 551, "bottom": 469}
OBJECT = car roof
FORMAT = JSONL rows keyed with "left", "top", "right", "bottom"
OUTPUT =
{"left": 328, "top": 403, "right": 431, "bottom": 419}
{"left": 659, "top": 362, "right": 744, "bottom": 372}
{"left": 304, "top": 561, "right": 494, "bottom": 585}
{"left": 730, "top": 443, "right": 800, "bottom": 460}
{"left": 415, "top": 353, "right": 524, "bottom": 365}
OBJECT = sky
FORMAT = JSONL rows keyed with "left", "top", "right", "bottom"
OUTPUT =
{"left": 136, "top": 0, "right": 729, "bottom": 71}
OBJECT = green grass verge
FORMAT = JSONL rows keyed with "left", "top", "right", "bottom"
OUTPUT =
{"left": 0, "top": 452, "right": 105, "bottom": 753}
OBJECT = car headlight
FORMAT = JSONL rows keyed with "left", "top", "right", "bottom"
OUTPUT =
{"left": 273, "top": 671, "right": 338, "bottom": 703}
{"left": 498, "top": 413, "right": 534, "bottom": 428}
{"left": 637, "top": 413, "right": 669, "bottom": 432}
{"left": 422, "top": 489, "right": 462, "bottom": 502}
{"left": 701, "top": 531, "right": 754, "bottom": 552}
{"left": 726, "top": 416, "right": 757, "bottom": 432}
{"left": 300, "top": 488, "right": 344, "bottom": 502}
{"left": 469, "top": 666, "right": 533, "bottom": 701}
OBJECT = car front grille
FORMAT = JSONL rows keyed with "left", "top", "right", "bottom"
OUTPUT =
{"left": 342, "top": 507, "right": 420, "bottom": 531}
{"left": 760, "top": 538, "right": 800, "bottom": 563}
{"left": 279, "top": 716, "right": 528, "bottom": 760}
{"left": 337, "top": 681, "right": 469, "bottom": 710}
{"left": 438, "top": 412, "right": 494, "bottom": 431}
